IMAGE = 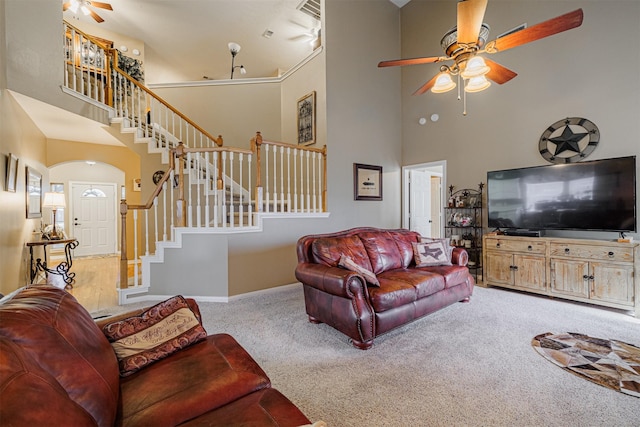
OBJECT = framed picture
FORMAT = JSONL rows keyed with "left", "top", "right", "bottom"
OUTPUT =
{"left": 297, "top": 91, "right": 316, "bottom": 146}
{"left": 354, "top": 163, "right": 382, "bottom": 201}
{"left": 25, "top": 166, "right": 42, "bottom": 218}
{"left": 5, "top": 153, "right": 18, "bottom": 192}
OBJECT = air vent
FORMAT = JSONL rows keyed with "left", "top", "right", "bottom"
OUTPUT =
{"left": 297, "top": 0, "right": 321, "bottom": 21}
{"left": 497, "top": 24, "right": 527, "bottom": 39}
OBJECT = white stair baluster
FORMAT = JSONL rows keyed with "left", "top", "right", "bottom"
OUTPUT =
{"left": 187, "top": 152, "right": 193, "bottom": 227}
{"left": 239, "top": 153, "right": 244, "bottom": 227}
{"left": 306, "top": 151, "right": 311, "bottom": 213}
{"left": 213, "top": 151, "right": 219, "bottom": 227}
{"left": 153, "top": 197, "right": 159, "bottom": 251}
{"left": 133, "top": 209, "right": 139, "bottom": 287}
{"left": 205, "top": 152, "right": 210, "bottom": 228}
{"left": 229, "top": 152, "right": 235, "bottom": 227}
{"left": 162, "top": 182, "right": 167, "bottom": 240}
{"left": 312, "top": 152, "right": 317, "bottom": 212}
{"left": 264, "top": 146, "right": 270, "bottom": 213}
{"left": 279, "top": 146, "right": 285, "bottom": 212}
{"left": 272, "top": 145, "right": 278, "bottom": 212}
{"left": 248, "top": 153, "right": 253, "bottom": 227}
{"left": 196, "top": 152, "right": 202, "bottom": 227}
{"left": 144, "top": 209, "right": 150, "bottom": 256}
{"left": 293, "top": 149, "right": 298, "bottom": 212}
{"left": 222, "top": 151, "right": 227, "bottom": 227}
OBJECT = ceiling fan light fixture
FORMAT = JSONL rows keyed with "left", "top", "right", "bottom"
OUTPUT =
{"left": 69, "top": 0, "right": 81, "bottom": 13}
{"left": 431, "top": 73, "right": 456, "bottom": 93}
{"left": 460, "top": 56, "right": 490, "bottom": 79}
{"left": 464, "top": 75, "right": 491, "bottom": 93}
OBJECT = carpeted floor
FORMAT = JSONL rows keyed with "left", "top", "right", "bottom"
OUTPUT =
{"left": 101, "top": 285, "right": 640, "bottom": 426}
{"left": 532, "top": 332, "right": 640, "bottom": 398}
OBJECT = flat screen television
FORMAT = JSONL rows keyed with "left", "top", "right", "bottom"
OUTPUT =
{"left": 487, "top": 156, "right": 637, "bottom": 233}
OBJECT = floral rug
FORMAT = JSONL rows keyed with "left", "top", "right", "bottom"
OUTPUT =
{"left": 532, "top": 332, "right": 640, "bottom": 398}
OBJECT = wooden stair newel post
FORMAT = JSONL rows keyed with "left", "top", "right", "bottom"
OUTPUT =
{"left": 252, "top": 132, "right": 263, "bottom": 212}
{"left": 175, "top": 142, "right": 187, "bottom": 227}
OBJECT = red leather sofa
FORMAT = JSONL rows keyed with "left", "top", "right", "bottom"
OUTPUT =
{"left": 295, "top": 227, "right": 474, "bottom": 349}
{"left": 0, "top": 286, "right": 311, "bottom": 426}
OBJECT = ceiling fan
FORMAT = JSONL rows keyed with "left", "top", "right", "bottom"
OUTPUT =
{"left": 63, "top": 0, "right": 113, "bottom": 23}
{"left": 378, "top": 0, "right": 583, "bottom": 101}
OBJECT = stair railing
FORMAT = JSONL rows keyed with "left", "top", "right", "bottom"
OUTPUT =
{"left": 63, "top": 20, "right": 224, "bottom": 153}
{"left": 251, "top": 132, "right": 327, "bottom": 214}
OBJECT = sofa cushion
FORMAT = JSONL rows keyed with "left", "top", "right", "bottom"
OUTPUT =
{"left": 178, "top": 388, "right": 312, "bottom": 427}
{"left": 117, "top": 334, "right": 272, "bottom": 426}
{"left": 388, "top": 230, "right": 420, "bottom": 268}
{"left": 102, "top": 295, "right": 207, "bottom": 377}
{"left": 370, "top": 270, "right": 446, "bottom": 312}
{"left": 412, "top": 241, "right": 453, "bottom": 267}
{"left": 311, "top": 235, "right": 373, "bottom": 271}
{"left": 0, "top": 286, "right": 119, "bottom": 427}
{"left": 418, "top": 265, "right": 471, "bottom": 289}
{"left": 357, "top": 231, "right": 403, "bottom": 274}
{"left": 338, "top": 254, "right": 380, "bottom": 287}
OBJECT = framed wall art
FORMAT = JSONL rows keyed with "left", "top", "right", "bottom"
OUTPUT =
{"left": 5, "top": 153, "right": 18, "bottom": 192}
{"left": 354, "top": 163, "right": 382, "bottom": 201}
{"left": 297, "top": 91, "right": 316, "bottom": 146}
{"left": 25, "top": 165, "right": 42, "bottom": 218}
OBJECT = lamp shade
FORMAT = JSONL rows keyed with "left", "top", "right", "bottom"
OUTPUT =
{"left": 464, "top": 75, "right": 491, "bottom": 93}
{"left": 461, "top": 56, "right": 490, "bottom": 79}
{"left": 431, "top": 72, "right": 456, "bottom": 93}
{"left": 228, "top": 42, "right": 241, "bottom": 54}
{"left": 43, "top": 192, "right": 66, "bottom": 208}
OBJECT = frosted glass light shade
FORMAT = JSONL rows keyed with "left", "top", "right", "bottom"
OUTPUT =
{"left": 461, "top": 56, "right": 490, "bottom": 79}
{"left": 465, "top": 75, "right": 491, "bottom": 93}
{"left": 431, "top": 73, "right": 456, "bottom": 93}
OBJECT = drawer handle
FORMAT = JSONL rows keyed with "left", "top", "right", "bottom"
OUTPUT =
{"left": 583, "top": 275, "right": 589, "bottom": 280}
{"left": 564, "top": 248, "right": 570, "bottom": 253}
{"left": 496, "top": 243, "right": 501, "bottom": 248}
{"left": 527, "top": 245, "right": 532, "bottom": 251}
{"left": 608, "top": 251, "right": 614, "bottom": 258}
{"left": 510, "top": 265, "right": 518, "bottom": 271}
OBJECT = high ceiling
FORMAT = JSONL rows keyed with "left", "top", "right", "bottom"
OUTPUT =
{"left": 64, "top": 0, "right": 325, "bottom": 82}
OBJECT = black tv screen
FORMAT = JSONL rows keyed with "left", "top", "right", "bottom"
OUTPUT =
{"left": 487, "top": 156, "right": 637, "bottom": 233}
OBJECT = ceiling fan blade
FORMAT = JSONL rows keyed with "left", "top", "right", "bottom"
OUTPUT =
{"left": 88, "top": 9, "right": 105, "bottom": 23}
{"left": 89, "top": 1, "right": 113, "bottom": 11}
{"left": 457, "top": 0, "right": 488, "bottom": 44}
{"left": 489, "top": 9, "right": 583, "bottom": 53}
{"left": 484, "top": 58, "right": 517, "bottom": 84}
{"left": 378, "top": 56, "right": 443, "bottom": 68}
{"left": 62, "top": 2, "right": 71, "bottom": 11}
{"left": 412, "top": 74, "right": 440, "bottom": 96}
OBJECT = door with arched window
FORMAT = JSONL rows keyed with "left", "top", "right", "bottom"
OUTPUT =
{"left": 70, "top": 182, "right": 117, "bottom": 257}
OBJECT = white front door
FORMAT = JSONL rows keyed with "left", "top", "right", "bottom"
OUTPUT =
{"left": 71, "top": 183, "right": 117, "bottom": 257}
{"left": 409, "top": 170, "right": 432, "bottom": 237}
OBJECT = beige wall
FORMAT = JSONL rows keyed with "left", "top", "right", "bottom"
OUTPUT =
{"left": 0, "top": 91, "right": 49, "bottom": 294}
{"left": 400, "top": 0, "right": 640, "bottom": 240}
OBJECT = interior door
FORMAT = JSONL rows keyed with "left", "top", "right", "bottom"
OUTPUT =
{"left": 71, "top": 183, "right": 117, "bottom": 257}
{"left": 409, "top": 170, "right": 432, "bottom": 237}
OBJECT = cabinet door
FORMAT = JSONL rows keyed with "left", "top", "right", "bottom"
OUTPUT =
{"left": 590, "top": 262, "right": 635, "bottom": 306}
{"left": 550, "top": 259, "right": 589, "bottom": 298}
{"left": 485, "top": 252, "right": 513, "bottom": 285}
{"left": 514, "top": 255, "right": 547, "bottom": 291}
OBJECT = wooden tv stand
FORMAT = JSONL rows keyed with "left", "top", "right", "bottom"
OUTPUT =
{"left": 483, "top": 235, "right": 639, "bottom": 316}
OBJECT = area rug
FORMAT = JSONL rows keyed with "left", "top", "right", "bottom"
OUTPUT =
{"left": 532, "top": 332, "right": 640, "bottom": 398}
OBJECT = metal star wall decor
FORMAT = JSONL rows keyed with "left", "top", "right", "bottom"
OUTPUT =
{"left": 538, "top": 117, "right": 599, "bottom": 164}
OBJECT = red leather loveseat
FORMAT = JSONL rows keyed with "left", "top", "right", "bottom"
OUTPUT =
{"left": 0, "top": 286, "right": 311, "bottom": 426}
{"left": 295, "top": 227, "right": 474, "bottom": 349}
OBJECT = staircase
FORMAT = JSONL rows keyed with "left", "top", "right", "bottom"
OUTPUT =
{"left": 62, "top": 21, "right": 328, "bottom": 303}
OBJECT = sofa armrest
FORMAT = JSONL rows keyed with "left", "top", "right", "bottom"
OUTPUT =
{"left": 451, "top": 247, "right": 468, "bottom": 266}
{"left": 295, "top": 263, "right": 368, "bottom": 298}
{"left": 94, "top": 298, "right": 202, "bottom": 329}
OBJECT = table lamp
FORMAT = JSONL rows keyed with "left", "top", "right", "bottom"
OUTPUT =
{"left": 43, "top": 192, "right": 66, "bottom": 240}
